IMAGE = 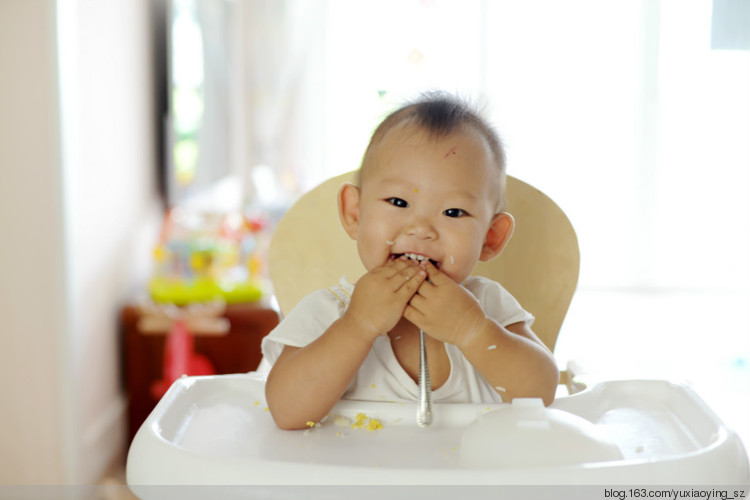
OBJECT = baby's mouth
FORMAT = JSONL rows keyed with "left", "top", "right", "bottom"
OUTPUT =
{"left": 391, "top": 252, "right": 441, "bottom": 269}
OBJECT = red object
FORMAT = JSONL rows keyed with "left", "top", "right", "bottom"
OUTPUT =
{"left": 122, "top": 301, "right": 280, "bottom": 442}
{"left": 149, "top": 320, "right": 215, "bottom": 399}
{"left": 246, "top": 216, "right": 266, "bottom": 232}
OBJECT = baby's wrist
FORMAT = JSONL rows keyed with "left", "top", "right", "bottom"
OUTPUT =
{"left": 454, "top": 314, "right": 493, "bottom": 352}
{"left": 341, "top": 309, "right": 384, "bottom": 341}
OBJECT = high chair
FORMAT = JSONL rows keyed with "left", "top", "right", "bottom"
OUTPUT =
{"left": 268, "top": 170, "right": 580, "bottom": 355}
{"left": 126, "top": 172, "right": 749, "bottom": 488}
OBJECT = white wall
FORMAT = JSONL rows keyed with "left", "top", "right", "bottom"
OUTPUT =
{"left": 0, "top": 0, "right": 69, "bottom": 484}
{"left": 0, "top": 0, "right": 162, "bottom": 484}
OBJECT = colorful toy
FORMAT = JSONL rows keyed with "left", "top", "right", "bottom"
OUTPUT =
{"left": 148, "top": 209, "right": 268, "bottom": 305}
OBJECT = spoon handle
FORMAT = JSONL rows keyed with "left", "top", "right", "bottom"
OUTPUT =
{"left": 417, "top": 329, "right": 433, "bottom": 427}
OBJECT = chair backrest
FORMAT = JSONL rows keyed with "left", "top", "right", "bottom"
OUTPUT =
{"left": 268, "top": 171, "right": 579, "bottom": 352}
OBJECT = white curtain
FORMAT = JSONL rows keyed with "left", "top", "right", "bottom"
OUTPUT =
{"left": 237, "top": 0, "right": 327, "bottom": 212}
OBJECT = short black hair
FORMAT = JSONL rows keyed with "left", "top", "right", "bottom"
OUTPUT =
{"left": 358, "top": 91, "right": 507, "bottom": 209}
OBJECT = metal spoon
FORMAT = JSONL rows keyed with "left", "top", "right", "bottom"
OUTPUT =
{"left": 417, "top": 329, "right": 433, "bottom": 427}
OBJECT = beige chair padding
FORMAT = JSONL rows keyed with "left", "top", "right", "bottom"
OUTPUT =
{"left": 269, "top": 171, "right": 579, "bottom": 352}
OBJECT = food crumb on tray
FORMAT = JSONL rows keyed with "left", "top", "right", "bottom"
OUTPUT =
{"left": 365, "top": 418, "right": 383, "bottom": 431}
{"left": 349, "top": 412, "right": 384, "bottom": 431}
{"left": 334, "top": 414, "right": 352, "bottom": 427}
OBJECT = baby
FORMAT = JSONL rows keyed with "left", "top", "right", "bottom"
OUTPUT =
{"left": 262, "top": 92, "right": 558, "bottom": 430}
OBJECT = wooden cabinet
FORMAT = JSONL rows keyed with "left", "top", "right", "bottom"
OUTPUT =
{"left": 121, "top": 301, "right": 280, "bottom": 442}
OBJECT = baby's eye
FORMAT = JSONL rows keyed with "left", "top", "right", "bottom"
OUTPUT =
{"left": 386, "top": 197, "right": 408, "bottom": 208}
{"left": 443, "top": 208, "right": 467, "bottom": 218}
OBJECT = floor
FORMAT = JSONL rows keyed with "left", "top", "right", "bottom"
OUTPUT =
{"left": 97, "top": 454, "right": 138, "bottom": 500}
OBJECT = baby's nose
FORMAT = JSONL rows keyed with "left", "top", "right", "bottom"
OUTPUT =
{"left": 405, "top": 216, "right": 437, "bottom": 239}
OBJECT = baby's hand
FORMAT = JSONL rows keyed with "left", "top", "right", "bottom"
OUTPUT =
{"left": 404, "top": 262, "right": 487, "bottom": 347}
{"left": 345, "top": 257, "right": 427, "bottom": 340}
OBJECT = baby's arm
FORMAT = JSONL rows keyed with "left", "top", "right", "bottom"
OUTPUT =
{"left": 265, "top": 316, "right": 379, "bottom": 430}
{"left": 457, "top": 319, "right": 559, "bottom": 405}
{"left": 265, "top": 257, "right": 426, "bottom": 429}
{"left": 404, "top": 263, "right": 558, "bottom": 405}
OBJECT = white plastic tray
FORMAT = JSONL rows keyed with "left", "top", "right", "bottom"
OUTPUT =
{"left": 126, "top": 373, "right": 749, "bottom": 485}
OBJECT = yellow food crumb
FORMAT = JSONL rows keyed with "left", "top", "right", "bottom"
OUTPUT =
{"left": 366, "top": 418, "right": 383, "bottom": 431}
{"left": 371, "top": 384, "right": 376, "bottom": 389}
{"left": 253, "top": 401, "right": 260, "bottom": 405}
{"left": 263, "top": 407, "right": 269, "bottom": 412}
{"left": 306, "top": 421, "right": 316, "bottom": 428}
{"left": 349, "top": 412, "right": 383, "bottom": 431}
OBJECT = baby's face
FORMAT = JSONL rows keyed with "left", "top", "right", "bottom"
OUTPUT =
{"left": 355, "top": 123, "right": 502, "bottom": 284}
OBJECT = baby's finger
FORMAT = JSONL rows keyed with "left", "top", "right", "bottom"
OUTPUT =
{"left": 403, "top": 304, "right": 426, "bottom": 330}
{"left": 420, "top": 260, "right": 448, "bottom": 285}
{"left": 386, "top": 255, "right": 416, "bottom": 275}
{"left": 413, "top": 267, "right": 439, "bottom": 298}
{"left": 392, "top": 267, "right": 416, "bottom": 290}
{"left": 387, "top": 258, "right": 421, "bottom": 280}
{"left": 407, "top": 291, "right": 427, "bottom": 312}
{"left": 394, "top": 267, "right": 427, "bottom": 294}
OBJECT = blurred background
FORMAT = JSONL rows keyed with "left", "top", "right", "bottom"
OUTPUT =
{"left": 1, "top": 0, "right": 748, "bottom": 485}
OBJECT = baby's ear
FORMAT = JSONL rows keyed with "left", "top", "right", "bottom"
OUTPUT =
{"left": 479, "top": 213, "right": 514, "bottom": 261}
{"left": 337, "top": 183, "right": 361, "bottom": 240}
